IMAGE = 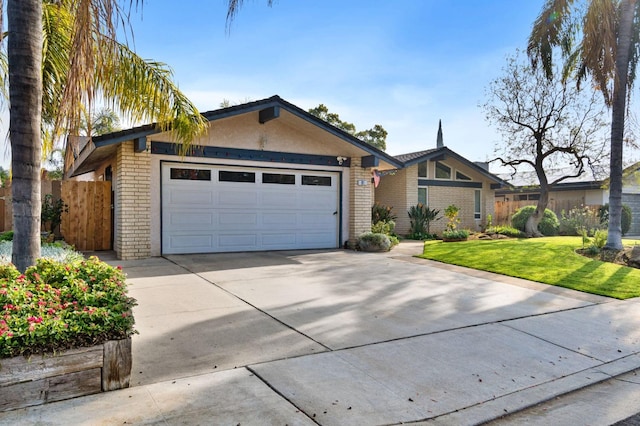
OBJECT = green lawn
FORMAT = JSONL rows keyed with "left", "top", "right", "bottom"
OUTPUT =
{"left": 419, "top": 236, "right": 640, "bottom": 299}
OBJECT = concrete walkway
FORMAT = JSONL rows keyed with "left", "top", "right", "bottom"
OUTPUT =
{"left": 1, "top": 241, "right": 639, "bottom": 425}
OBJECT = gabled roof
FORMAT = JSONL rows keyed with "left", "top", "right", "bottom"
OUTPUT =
{"left": 66, "top": 95, "right": 403, "bottom": 177}
{"left": 394, "top": 146, "right": 510, "bottom": 186}
{"left": 394, "top": 148, "right": 439, "bottom": 163}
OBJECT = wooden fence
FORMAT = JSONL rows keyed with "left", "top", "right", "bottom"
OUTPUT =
{"left": 493, "top": 199, "right": 594, "bottom": 225}
{"left": 1, "top": 180, "right": 112, "bottom": 251}
{"left": 60, "top": 181, "right": 112, "bottom": 251}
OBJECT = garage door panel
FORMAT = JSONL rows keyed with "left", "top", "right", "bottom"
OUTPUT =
{"left": 167, "top": 189, "right": 214, "bottom": 206}
{"left": 300, "top": 232, "right": 336, "bottom": 245}
{"left": 300, "top": 213, "right": 335, "bottom": 226}
{"left": 218, "top": 190, "right": 259, "bottom": 207}
{"left": 218, "top": 212, "right": 258, "bottom": 226}
{"left": 167, "top": 234, "right": 214, "bottom": 250}
{"left": 300, "top": 192, "right": 337, "bottom": 208}
{"left": 167, "top": 212, "right": 215, "bottom": 229}
{"left": 262, "top": 233, "right": 297, "bottom": 246}
{"left": 219, "top": 234, "right": 258, "bottom": 248}
{"left": 262, "top": 191, "right": 298, "bottom": 208}
{"left": 262, "top": 212, "right": 298, "bottom": 226}
{"left": 162, "top": 163, "right": 339, "bottom": 254}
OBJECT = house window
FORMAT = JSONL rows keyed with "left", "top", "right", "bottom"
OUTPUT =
{"left": 456, "top": 171, "right": 471, "bottom": 181}
{"left": 219, "top": 170, "right": 255, "bottom": 183}
{"left": 170, "top": 168, "right": 211, "bottom": 181}
{"left": 435, "top": 161, "right": 451, "bottom": 179}
{"left": 302, "top": 175, "right": 331, "bottom": 186}
{"left": 418, "top": 161, "right": 428, "bottom": 178}
{"left": 418, "top": 187, "right": 428, "bottom": 205}
{"left": 263, "top": 173, "right": 295, "bottom": 185}
{"left": 474, "top": 189, "right": 481, "bottom": 220}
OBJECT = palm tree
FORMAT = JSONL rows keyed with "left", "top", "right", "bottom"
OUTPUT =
{"left": 36, "top": 0, "right": 207, "bottom": 157}
{"left": 528, "top": 0, "right": 640, "bottom": 250}
{"left": 5, "top": 0, "right": 207, "bottom": 271}
{"left": 7, "top": 0, "right": 43, "bottom": 272}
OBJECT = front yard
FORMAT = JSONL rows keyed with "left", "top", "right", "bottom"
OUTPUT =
{"left": 420, "top": 237, "right": 640, "bottom": 299}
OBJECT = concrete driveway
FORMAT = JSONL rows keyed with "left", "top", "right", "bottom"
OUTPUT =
{"left": 2, "top": 242, "right": 640, "bottom": 425}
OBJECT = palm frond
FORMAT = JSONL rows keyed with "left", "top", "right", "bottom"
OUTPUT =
{"left": 578, "top": 0, "right": 618, "bottom": 105}
{"left": 96, "top": 40, "right": 207, "bottom": 150}
{"left": 226, "top": 0, "right": 273, "bottom": 31}
{"left": 528, "top": 0, "right": 575, "bottom": 78}
{"left": 626, "top": 0, "right": 640, "bottom": 98}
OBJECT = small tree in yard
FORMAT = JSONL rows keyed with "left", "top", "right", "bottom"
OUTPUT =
{"left": 483, "top": 52, "right": 608, "bottom": 237}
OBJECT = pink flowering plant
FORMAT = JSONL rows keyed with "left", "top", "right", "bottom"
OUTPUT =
{"left": 0, "top": 256, "right": 136, "bottom": 358}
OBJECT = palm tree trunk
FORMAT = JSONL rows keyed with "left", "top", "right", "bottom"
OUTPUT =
{"left": 8, "top": 0, "right": 43, "bottom": 271}
{"left": 605, "top": 0, "right": 636, "bottom": 250}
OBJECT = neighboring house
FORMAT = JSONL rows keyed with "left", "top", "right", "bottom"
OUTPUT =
{"left": 494, "top": 162, "right": 640, "bottom": 235}
{"left": 375, "top": 123, "right": 509, "bottom": 235}
{"left": 65, "top": 95, "right": 403, "bottom": 259}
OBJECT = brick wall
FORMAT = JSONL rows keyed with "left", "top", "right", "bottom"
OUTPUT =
{"left": 428, "top": 186, "right": 483, "bottom": 234}
{"left": 114, "top": 141, "right": 151, "bottom": 259}
{"left": 348, "top": 158, "right": 373, "bottom": 247}
{"left": 374, "top": 167, "right": 416, "bottom": 235}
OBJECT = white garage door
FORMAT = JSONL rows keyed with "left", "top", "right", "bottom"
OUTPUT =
{"left": 161, "top": 163, "right": 340, "bottom": 254}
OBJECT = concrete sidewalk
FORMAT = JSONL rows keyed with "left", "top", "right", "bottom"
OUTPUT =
{"left": 1, "top": 241, "right": 639, "bottom": 425}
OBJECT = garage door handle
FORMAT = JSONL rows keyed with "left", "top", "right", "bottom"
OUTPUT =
{"left": 333, "top": 211, "right": 338, "bottom": 215}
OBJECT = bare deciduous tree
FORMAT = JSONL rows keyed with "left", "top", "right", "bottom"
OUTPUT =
{"left": 483, "top": 53, "right": 608, "bottom": 236}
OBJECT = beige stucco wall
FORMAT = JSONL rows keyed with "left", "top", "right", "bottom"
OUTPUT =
{"left": 151, "top": 111, "right": 376, "bottom": 160}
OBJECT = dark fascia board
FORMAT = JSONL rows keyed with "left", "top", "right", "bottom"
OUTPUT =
{"left": 496, "top": 180, "right": 605, "bottom": 195}
{"left": 401, "top": 146, "right": 510, "bottom": 186}
{"left": 72, "top": 95, "right": 404, "bottom": 170}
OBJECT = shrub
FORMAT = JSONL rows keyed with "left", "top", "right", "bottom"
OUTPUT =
{"left": 559, "top": 205, "right": 605, "bottom": 236}
{"left": 442, "top": 229, "right": 470, "bottom": 241}
{"left": 371, "top": 220, "right": 395, "bottom": 236}
{"left": 486, "top": 225, "right": 525, "bottom": 238}
{"left": 0, "top": 257, "right": 136, "bottom": 358}
{"left": 0, "top": 231, "right": 13, "bottom": 242}
{"left": 599, "top": 203, "right": 633, "bottom": 236}
{"left": 511, "top": 205, "right": 559, "bottom": 236}
{"left": 357, "top": 232, "right": 391, "bottom": 252}
{"left": 371, "top": 221, "right": 399, "bottom": 247}
{"left": 372, "top": 203, "right": 397, "bottom": 223}
{"left": 41, "top": 194, "right": 68, "bottom": 234}
{"left": 408, "top": 203, "right": 440, "bottom": 237}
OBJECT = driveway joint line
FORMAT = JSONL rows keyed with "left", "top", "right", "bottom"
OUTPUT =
{"left": 498, "top": 322, "right": 607, "bottom": 362}
{"left": 246, "top": 366, "right": 322, "bottom": 426}
{"left": 161, "top": 256, "right": 333, "bottom": 352}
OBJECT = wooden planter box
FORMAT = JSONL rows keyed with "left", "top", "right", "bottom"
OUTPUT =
{"left": 0, "top": 338, "right": 131, "bottom": 412}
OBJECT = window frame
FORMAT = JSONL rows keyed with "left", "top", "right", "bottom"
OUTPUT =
{"left": 435, "top": 161, "right": 452, "bottom": 180}
{"left": 474, "top": 189, "right": 481, "bottom": 220}
{"left": 418, "top": 161, "right": 428, "bottom": 178}
{"left": 218, "top": 170, "right": 256, "bottom": 183}
{"left": 418, "top": 186, "right": 428, "bottom": 205}
{"left": 455, "top": 171, "right": 472, "bottom": 181}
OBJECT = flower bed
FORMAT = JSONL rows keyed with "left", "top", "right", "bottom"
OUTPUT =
{"left": 0, "top": 256, "right": 136, "bottom": 411}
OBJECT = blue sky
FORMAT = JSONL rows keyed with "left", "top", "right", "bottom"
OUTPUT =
{"left": 123, "top": 0, "right": 545, "bottom": 165}
{"left": 6, "top": 0, "right": 629, "bottom": 170}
